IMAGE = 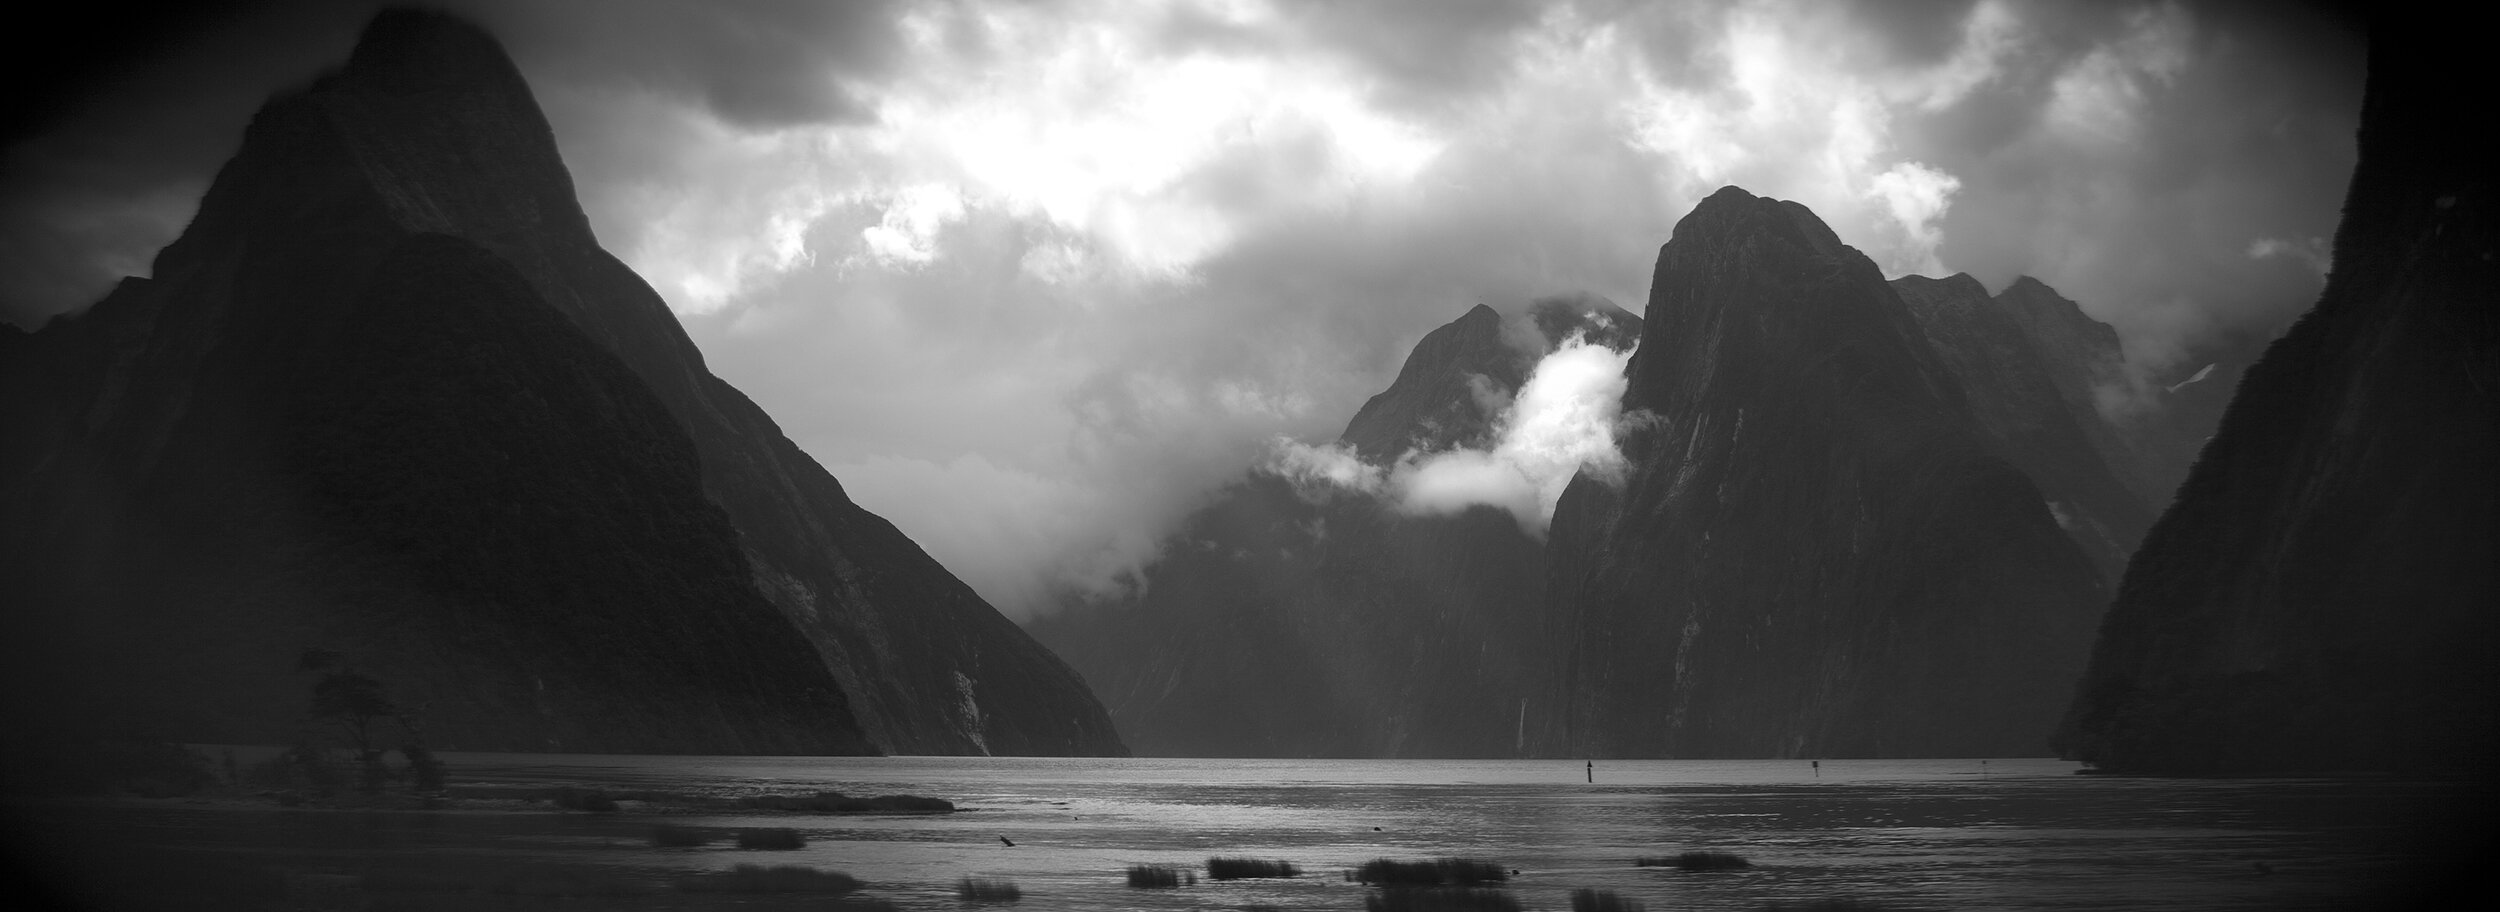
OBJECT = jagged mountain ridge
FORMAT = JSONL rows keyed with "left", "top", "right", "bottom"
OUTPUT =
{"left": 1893, "top": 273, "right": 2155, "bottom": 578}
{"left": 2054, "top": 20, "right": 2498, "bottom": 776}
{"left": 0, "top": 9, "right": 1122, "bottom": 755}
{"left": 1987, "top": 276, "right": 2255, "bottom": 512}
{"left": 1044, "top": 198, "right": 2164, "bottom": 759}
{"left": 1533, "top": 187, "right": 2109, "bottom": 758}
{"left": 1034, "top": 295, "right": 1637, "bottom": 757}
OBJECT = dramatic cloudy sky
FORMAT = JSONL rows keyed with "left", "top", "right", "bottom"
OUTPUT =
{"left": 1, "top": 0, "right": 2366, "bottom": 617}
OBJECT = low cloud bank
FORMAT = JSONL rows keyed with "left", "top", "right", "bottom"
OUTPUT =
{"left": 1267, "top": 334, "right": 1635, "bottom": 535}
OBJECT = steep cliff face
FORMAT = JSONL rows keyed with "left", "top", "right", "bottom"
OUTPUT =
{"left": 1893, "top": 274, "right": 2154, "bottom": 577}
{"left": 1988, "top": 276, "right": 2247, "bottom": 510}
{"left": 0, "top": 9, "right": 1123, "bottom": 756}
{"left": 1536, "top": 187, "right": 2108, "bottom": 758}
{"left": 1035, "top": 296, "right": 1636, "bottom": 757}
{"left": 0, "top": 230, "right": 868, "bottom": 754}
{"left": 2055, "top": 26, "right": 2498, "bottom": 775}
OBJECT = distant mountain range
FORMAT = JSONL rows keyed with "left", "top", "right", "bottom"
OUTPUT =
{"left": 1040, "top": 191, "right": 2233, "bottom": 757}
{"left": 10, "top": 7, "right": 2467, "bottom": 771}
{"left": 1034, "top": 295, "right": 1634, "bottom": 757}
{"left": 0, "top": 10, "right": 1124, "bottom": 756}
{"left": 1048, "top": 14, "right": 2491, "bottom": 769}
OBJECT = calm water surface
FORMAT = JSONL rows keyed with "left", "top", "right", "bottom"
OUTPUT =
{"left": 359, "top": 754, "right": 2468, "bottom": 910}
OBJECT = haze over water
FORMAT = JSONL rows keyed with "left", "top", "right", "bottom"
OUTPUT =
{"left": 300, "top": 754, "right": 2452, "bottom": 910}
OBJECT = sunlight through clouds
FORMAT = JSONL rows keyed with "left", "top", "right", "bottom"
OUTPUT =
{"left": 0, "top": 0, "right": 2366, "bottom": 618}
{"left": 860, "top": 0, "right": 1443, "bottom": 281}
{"left": 562, "top": 0, "right": 2354, "bottom": 616}
{"left": 859, "top": 183, "right": 967, "bottom": 268}
{"left": 1869, "top": 161, "right": 1964, "bottom": 277}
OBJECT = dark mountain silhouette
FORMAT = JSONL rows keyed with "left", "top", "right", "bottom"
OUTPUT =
{"left": 0, "top": 9, "right": 1122, "bottom": 755}
{"left": 1893, "top": 273, "right": 2155, "bottom": 578}
{"left": 1985, "top": 277, "right": 2160, "bottom": 499}
{"left": 1034, "top": 295, "right": 1636, "bottom": 757}
{"left": 1986, "top": 275, "right": 2258, "bottom": 512}
{"left": 1534, "top": 187, "right": 2109, "bottom": 758}
{"left": 2055, "top": 21, "right": 2497, "bottom": 776}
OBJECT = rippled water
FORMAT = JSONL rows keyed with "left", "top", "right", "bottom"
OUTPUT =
{"left": 26, "top": 754, "right": 2478, "bottom": 910}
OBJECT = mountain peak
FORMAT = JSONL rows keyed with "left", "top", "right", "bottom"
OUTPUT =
{"left": 1524, "top": 291, "right": 1639, "bottom": 353}
{"left": 1542, "top": 189, "right": 2108, "bottom": 758}
{"left": 1339, "top": 304, "right": 1512, "bottom": 460}
{"left": 1991, "top": 276, "right": 2121, "bottom": 353}
{"left": 2, "top": 6, "right": 1128, "bottom": 757}
{"left": 1630, "top": 187, "right": 1945, "bottom": 420}
{"left": 1892, "top": 272, "right": 1990, "bottom": 302}
{"left": 344, "top": 8, "right": 527, "bottom": 95}
{"left": 1669, "top": 186, "right": 1858, "bottom": 276}
{"left": 1996, "top": 276, "right": 2081, "bottom": 313}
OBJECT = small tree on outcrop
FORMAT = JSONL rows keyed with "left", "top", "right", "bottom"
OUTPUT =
{"left": 296, "top": 647, "right": 438, "bottom": 794}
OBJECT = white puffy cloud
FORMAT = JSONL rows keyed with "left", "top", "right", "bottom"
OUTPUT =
{"left": 1396, "top": 336, "right": 1632, "bottom": 531}
{"left": 1868, "top": 161, "right": 1963, "bottom": 277}
{"left": 859, "top": 183, "right": 967, "bottom": 268}
{"left": 1275, "top": 335, "right": 1634, "bottom": 535}
{"left": 1267, "top": 439, "right": 1386, "bottom": 499}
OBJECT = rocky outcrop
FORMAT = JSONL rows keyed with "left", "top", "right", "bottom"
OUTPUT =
{"left": 1894, "top": 273, "right": 2155, "bottom": 578}
{"left": 1534, "top": 187, "right": 2108, "bottom": 758}
{"left": 2054, "top": 24, "right": 2498, "bottom": 775}
{"left": 0, "top": 9, "right": 1123, "bottom": 756}
{"left": 1035, "top": 296, "right": 1636, "bottom": 757}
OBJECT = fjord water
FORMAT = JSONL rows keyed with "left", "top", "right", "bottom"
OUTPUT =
{"left": 400, "top": 754, "right": 2446, "bottom": 910}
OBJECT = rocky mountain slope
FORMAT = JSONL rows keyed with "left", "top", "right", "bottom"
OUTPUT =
{"left": 1893, "top": 274, "right": 2154, "bottom": 578}
{"left": 1034, "top": 295, "right": 1635, "bottom": 757}
{"left": 1987, "top": 275, "right": 2256, "bottom": 512}
{"left": 2054, "top": 22, "right": 2496, "bottom": 776}
{"left": 1044, "top": 192, "right": 2153, "bottom": 760}
{"left": 1534, "top": 187, "right": 2109, "bottom": 758}
{"left": 0, "top": 9, "right": 1123, "bottom": 756}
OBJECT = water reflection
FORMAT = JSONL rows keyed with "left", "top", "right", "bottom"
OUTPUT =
{"left": 20, "top": 755, "right": 2474, "bottom": 910}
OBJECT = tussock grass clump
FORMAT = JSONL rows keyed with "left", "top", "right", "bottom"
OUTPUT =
{"left": 956, "top": 877, "right": 1022, "bottom": 901}
{"left": 735, "top": 827, "right": 806, "bottom": 850}
{"left": 1127, "top": 864, "right": 1192, "bottom": 887}
{"left": 676, "top": 864, "right": 861, "bottom": 894}
{"left": 1355, "top": 858, "right": 1510, "bottom": 886}
{"left": 1207, "top": 857, "right": 1301, "bottom": 879}
{"left": 1364, "top": 886, "right": 1522, "bottom": 912}
{"left": 650, "top": 823, "right": 710, "bottom": 847}
{"left": 1572, "top": 887, "right": 1646, "bottom": 912}
{"left": 736, "top": 791, "right": 955, "bottom": 813}
{"left": 1635, "top": 851, "right": 1750, "bottom": 870}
